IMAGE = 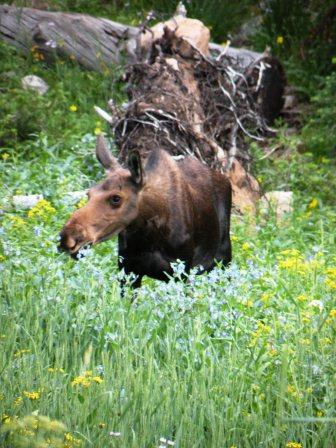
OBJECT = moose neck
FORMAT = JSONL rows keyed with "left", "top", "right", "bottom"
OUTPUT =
{"left": 128, "top": 150, "right": 188, "bottom": 233}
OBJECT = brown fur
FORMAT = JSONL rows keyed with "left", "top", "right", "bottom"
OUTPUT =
{"left": 59, "top": 143, "right": 232, "bottom": 286}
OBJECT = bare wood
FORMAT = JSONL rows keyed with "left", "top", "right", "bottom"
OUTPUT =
{"left": 0, "top": 4, "right": 138, "bottom": 70}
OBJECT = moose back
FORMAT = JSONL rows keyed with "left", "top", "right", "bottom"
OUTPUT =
{"left": 59, "top": 135, "right": 232, "bottom": 287}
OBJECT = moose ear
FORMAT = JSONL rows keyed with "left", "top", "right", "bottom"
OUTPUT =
{"left": 128, "top": 151, "right": 143, "bottom": 186}
{"left": 95, "top": 134, "right": 119, "bottom": 170}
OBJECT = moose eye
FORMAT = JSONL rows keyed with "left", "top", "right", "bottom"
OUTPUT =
{"left": 108, "top": 195, "right": 122, "bottom": 207}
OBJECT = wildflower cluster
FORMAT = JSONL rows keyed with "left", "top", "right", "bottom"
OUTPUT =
{"left": 277, "top": 249, "right": 323, "bottom": 275}
{"left": 286, "top": 442, "right": 303, "bottom": 448}
{"left": 249, "top": 321, "right": 272, "bottom": 347}
{"left": 9, "top": 215, "right": 26, "bottom": 229}
{"left": 23, "top": 391, "right": 40, "bottom": 400}
{"left": 71, "top": 370, "right": 103, "bottom": 388}
{"left": 28, "top": 198, "right": 56, "bottom": 220}
{"left": 325, "top": 267, "right": 336, "bottom": 289}
{"left": 64, "top": 432, "right": 82, "bottom": 447}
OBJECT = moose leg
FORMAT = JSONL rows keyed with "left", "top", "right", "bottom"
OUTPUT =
{"left": 119, "top": 274, "right": 143, "bottom": 301}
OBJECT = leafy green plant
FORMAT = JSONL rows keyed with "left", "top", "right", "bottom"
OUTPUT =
{"left": 302, "top": 72, "right": 336, "bottom": 156}
{"left": 253, "top": 0, "right": 336, "bottom": 92}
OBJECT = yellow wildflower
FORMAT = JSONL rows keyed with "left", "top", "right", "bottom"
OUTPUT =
{"left": 297, "top": 294, "right": 307, "bottom": 302}
{"left": 28, "top": 199, "right": 56, "bottom": 220}
{"left": 64, "top": 432, "right": 81, "bottom": 447}
{"left": 76, "top": 197, "right": 87, "bottom": 209}
{"left": 316, "top": 410, "right": 324, "bottom": 417}
{"left": 301, "top": 311, "right": 312, "bottom": 324}
{"left": 2, "top": 414, "right": 11, "bottom": 423}
{"left": 308, "top": 198, "right": 318, "bottom": 209}
{"left": 261, "top": 292, "right": 272, "bottom": 305}
{"left": 71, "top": 371, "right": 103, "bottom": 388}
{"left": 22, "top": 429, "right": 35, "bottom": 437}
{"left": 14, "top": 396, "right": 23, "bottom": 406}
{"left": 91, "top": 376, "right": 103, "bottom": 384}
{"left": 71, "top": 376, "right": 91, "bottom": 388}
{"left": 94, "top": 127, "right": 102, "bottom": 135}
{"left": 98, "top": 422, "right": 106, "bottom": 428}
{"left": 69, "top": 104, "right": 77, "bottom": 112}
{"left": 329, "top": 309, "right": 336, "bottom": 318}
{"left": 1, "top": 153, "right": 9, "bottom": 160}
{"left": 280, "top": 249, "right": 301, "bottom": 257}
{"left": 14, "top": 349, "right": 31, "bottom": 357}
{"left": 326, "top": 278, "right": 336, "bottom": 289}
{"left": 287, "top": 385, "right": 302, "bottom": 400}
{"left": 10, "top": 215, "right": 26, "bottom": 229}
{"left": 255, "top": 321, "right": 271, "bottom": 335}
{"left": 286, "top": 443, "right": 302, "bottom": 448}
{"left": 23, "top": 391, "right": 40, "bottom": 400}
{"left": 276, "top": 36, "right": 284, "bottom": 44}
{"left": 249, "top": 321, "right": 271, "bottom": 346}
{"left": 326, "top": 267, "right": 336, "bottom": 278}
{"left": 242, "top": 242, "right": 250, "bottom": 251}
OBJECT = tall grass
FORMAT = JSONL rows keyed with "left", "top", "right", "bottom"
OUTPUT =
{"left": 1, "top": 157, "right": 336, "bottom": 446}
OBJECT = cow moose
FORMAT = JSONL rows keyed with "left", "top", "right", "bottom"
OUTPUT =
{"left": 59, "top": 135, "right": 232, "bottom": 288}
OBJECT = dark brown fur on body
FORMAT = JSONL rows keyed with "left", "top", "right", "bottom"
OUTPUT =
{"left": 59, "top": 137, "right": 232, "bottom": 287}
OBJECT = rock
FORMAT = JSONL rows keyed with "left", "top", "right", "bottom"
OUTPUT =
{"left": 62, "top": 191, "right": 87, "bottom": 204}
{"left": 261, "top": 191, "right": 293, "bottom": 219}
{"left": 13, "top": 194, "right": 43, "bottom": 209}
{"left": 283, "top": 94, "right": 297, "bottom": 110}
{"left": 21, "top": 75, "right": 49, "bottom": 95}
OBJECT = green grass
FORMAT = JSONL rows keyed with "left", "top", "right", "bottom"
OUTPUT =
{"left": 1, "top": 28, "right": 336, "bottom": 448}
{"left": 1, "top": 180, "right": 336, "bottom": 447}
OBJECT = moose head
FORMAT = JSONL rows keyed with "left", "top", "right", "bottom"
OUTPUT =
{"left": 59, "top": 135, "right": 144, "bottom": 257}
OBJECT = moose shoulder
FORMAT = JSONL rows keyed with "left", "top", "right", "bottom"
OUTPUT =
{"left": 59, "top": 135, "right": 232, "bottom": 287}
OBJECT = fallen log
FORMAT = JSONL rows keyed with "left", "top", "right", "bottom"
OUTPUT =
{"left": 0, "top": 4, "right": 285, "bottom": 123}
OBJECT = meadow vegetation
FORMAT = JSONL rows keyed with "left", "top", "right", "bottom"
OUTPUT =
{"left": 1, "top": 1, "right": 336, "bottom": 447}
